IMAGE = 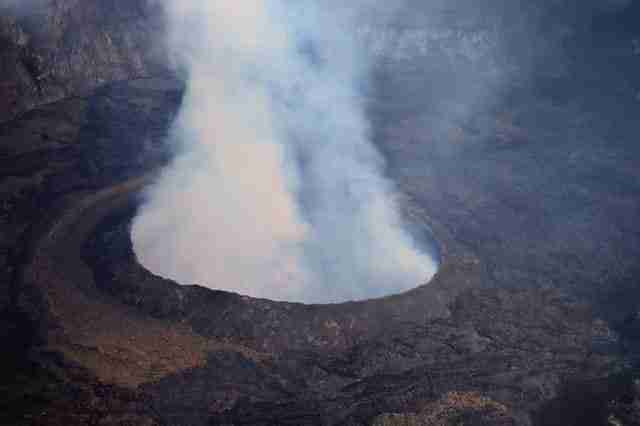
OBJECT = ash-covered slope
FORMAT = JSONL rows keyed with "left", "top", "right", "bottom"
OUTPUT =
{"left": 0, "top": 0, "right": 164, "bottom": 123}
{"left": 0, "top": 77, "right": 181, "bottom": 425}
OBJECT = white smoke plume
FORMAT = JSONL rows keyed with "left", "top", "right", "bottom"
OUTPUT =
{"left": 131, "top": 0, "right": 437, "bottom": 303}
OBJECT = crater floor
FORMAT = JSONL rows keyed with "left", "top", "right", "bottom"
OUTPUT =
{"left": 0, "top": 75, "right": 637, "bottom": 425}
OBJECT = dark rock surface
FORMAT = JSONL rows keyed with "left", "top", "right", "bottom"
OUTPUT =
{"left": 371, "top": 392, "right": 517, "bottom": 426}
{"left": 0, "top": 0, "right": 164, "bottom": 123}
{"left": 85, "top": 216, "right": 617, "bottom": 424}
{"left": 1, "top": 1, "right": 640, "bottom": 425}
{"left": 0, "top": 77, "right": 180, "bottom": 425}
{"left": 82, "top": 212, "right": 628, "bottom": 425}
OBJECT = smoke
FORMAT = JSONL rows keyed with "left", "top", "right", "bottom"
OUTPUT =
{"left": 0, "top": 0, "right": 49, "bottom": 14}
{"left": 131, "top": 0, "right": 437, "bottom": 303}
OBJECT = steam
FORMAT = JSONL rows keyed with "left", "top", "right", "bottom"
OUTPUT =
{"left": 131, "top": 0, "right": 437, "bottom": 303}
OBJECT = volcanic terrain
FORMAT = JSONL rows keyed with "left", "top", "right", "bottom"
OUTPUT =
{"left": 1, "top": 1, "right": 640, "bottom": 425}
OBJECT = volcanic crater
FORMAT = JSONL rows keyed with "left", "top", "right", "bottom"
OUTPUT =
{"left": 3, "top": 1, "right": 640, "bottom": 425}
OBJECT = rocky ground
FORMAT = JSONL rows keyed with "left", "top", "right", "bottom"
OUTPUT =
{"left": 0, "top": 77, "right": 181, "bottom": 425}
{"left": 0, "top": 0, "right": 163, "bottom": 123}
{"left": 2, "top": 1, "right": 640, "bottom": 425}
